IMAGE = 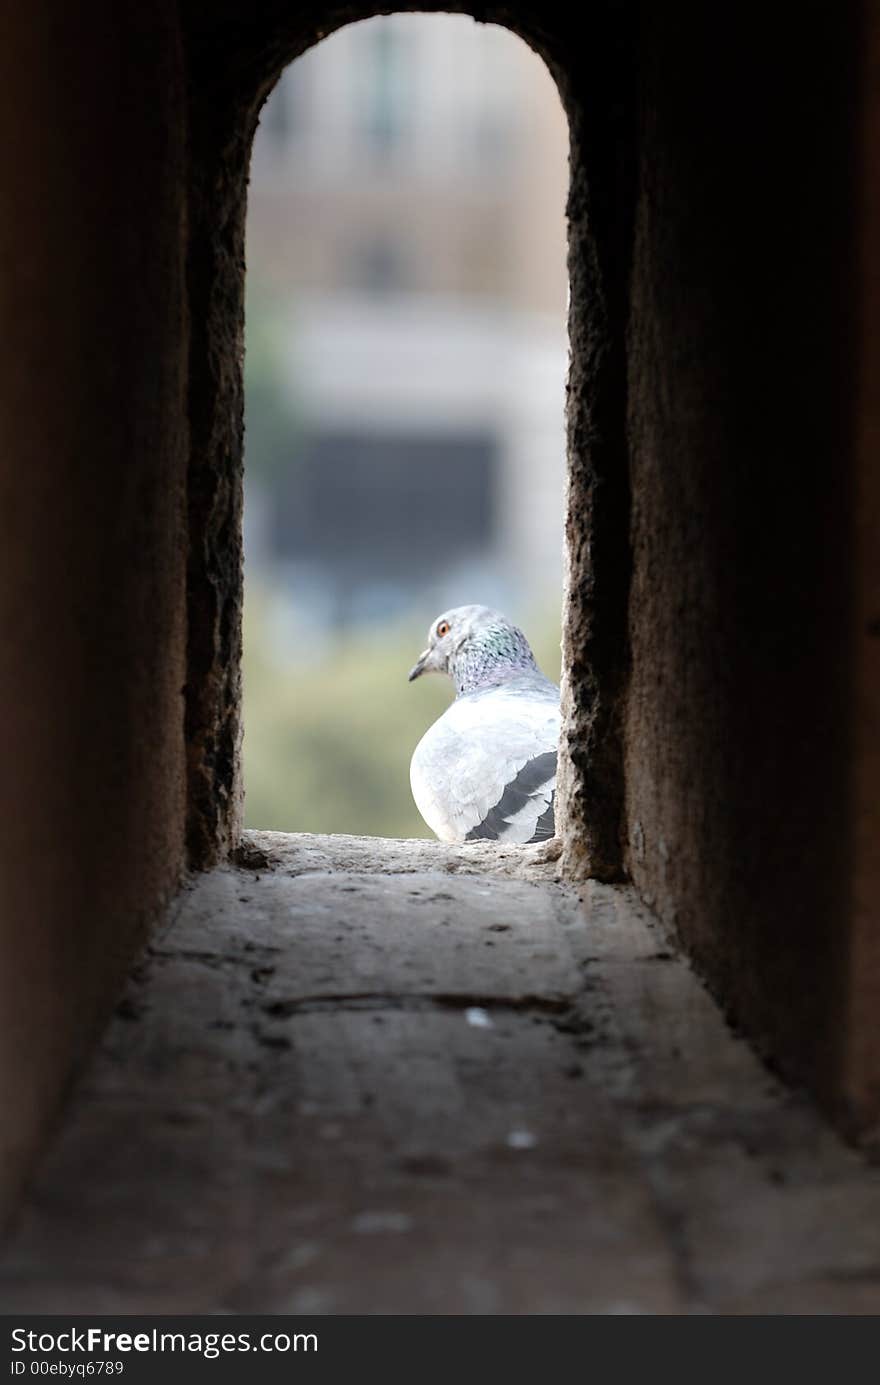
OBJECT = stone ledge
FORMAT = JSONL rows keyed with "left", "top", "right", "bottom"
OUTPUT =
{"left": 235, "top": 827, "right": 564, "bottom": 881}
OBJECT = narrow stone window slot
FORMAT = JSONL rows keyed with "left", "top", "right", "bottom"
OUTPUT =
{"left": 241, "top": 15, "right": 570, "bottom": 842}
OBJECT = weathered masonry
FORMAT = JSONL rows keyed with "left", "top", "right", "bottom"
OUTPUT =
{"left": 0, "top": 0, "right": 877, "bottom": 1233}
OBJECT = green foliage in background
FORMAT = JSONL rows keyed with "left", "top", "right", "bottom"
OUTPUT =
{"left": 242, "top": 585, "right": 563, "bottom": 837}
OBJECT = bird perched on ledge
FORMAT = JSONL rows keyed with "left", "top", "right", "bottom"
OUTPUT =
{"left": 407, "top": 605, "right": 560, "bottom": 845}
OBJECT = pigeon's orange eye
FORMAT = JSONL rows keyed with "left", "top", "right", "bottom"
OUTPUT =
{"left": 436, "top": 620, "right": 450, "bottom": 638}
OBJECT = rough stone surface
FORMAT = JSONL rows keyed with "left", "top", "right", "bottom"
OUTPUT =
{"left": 622, "top": 2, "right": 873, "bottom": 1128}
{"left": 1, "top": 833, "right": 879, "bottom": 1314}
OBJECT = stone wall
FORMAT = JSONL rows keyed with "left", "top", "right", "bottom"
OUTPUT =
{"left": 0, "top": 3, "right": 189, "bottom": 1210}
{"left": 622, "top": 1, "right": 874, "bottom": 1131}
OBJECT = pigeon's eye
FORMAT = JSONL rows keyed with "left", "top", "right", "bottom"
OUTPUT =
{"left": 436, "top": 620, "right": 450, "bottom": 638}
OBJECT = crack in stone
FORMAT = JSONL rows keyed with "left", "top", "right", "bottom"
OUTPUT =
{"left": 260, "top": 991, "right": 577, "bottom": 1020}
{"left": 148, "top": 944, "right": 282, "bottom": 966}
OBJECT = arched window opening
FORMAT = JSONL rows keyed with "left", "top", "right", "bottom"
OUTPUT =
{"left": 242, "top": 14, "right": 570, "bottom": 837}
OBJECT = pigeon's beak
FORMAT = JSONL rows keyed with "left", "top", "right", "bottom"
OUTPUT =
{"left": 408, "top": 648, "right": 431, "bottom": 682}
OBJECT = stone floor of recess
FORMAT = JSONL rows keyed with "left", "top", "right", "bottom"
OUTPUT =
{"left": 1, "top": 830, "right": 879, "bottom": 1314}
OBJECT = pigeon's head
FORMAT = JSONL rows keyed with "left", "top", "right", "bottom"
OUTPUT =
{"left": 408, "top": 605, "right": 538, "bottom": 696}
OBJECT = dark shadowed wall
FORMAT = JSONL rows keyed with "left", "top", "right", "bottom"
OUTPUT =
{"left": 844, "top": 0, "right": 880, "bottom": 1142}
{"left": 622, "top": 2, "right": 874, "bottom": 1127}
{"left": 0, "top": 2, "right": 189, "bottom": 1210}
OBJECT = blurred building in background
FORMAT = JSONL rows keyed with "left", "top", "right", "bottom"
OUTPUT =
{"left": 243, "top": 15, "right": 569, "bottom": 833}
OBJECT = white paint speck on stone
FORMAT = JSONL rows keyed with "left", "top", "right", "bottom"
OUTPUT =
{"left": 506, "top": 1129, "right": 538, "bottom": 1150}
{"left": 465, "top": 1007, "right": 493, "bottom": 1028}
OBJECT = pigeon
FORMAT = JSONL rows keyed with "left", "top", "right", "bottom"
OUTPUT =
{"left": 407, "top": 605, "right": 560, "bottom": 845}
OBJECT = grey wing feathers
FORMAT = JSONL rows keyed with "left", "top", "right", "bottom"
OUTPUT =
{"left": 530, "top": 797, "right": 557, "bottom": 842}
{"left": 465, "top": 749, "right": 557, "bottom": 843}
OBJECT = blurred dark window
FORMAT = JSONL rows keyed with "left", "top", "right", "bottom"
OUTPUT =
{"left": 271, "top": 430, "right": 497, "bottom": 578}
{"left": 350, "top": 238, "right": 408, "bottom": 295}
